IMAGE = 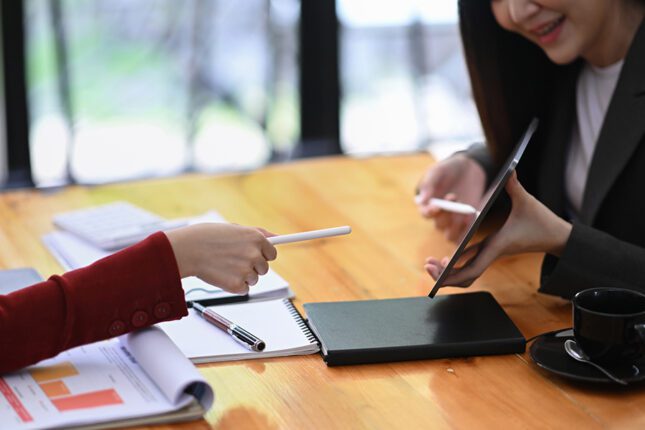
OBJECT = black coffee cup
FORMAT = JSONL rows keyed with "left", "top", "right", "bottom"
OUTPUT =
{"left": 573, "top": 288, "right": 645, "bottom": 365}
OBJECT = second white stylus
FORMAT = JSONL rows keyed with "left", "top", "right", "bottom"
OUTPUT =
{"left": 417, "top": 197, "right": 478, "bottom": 215}
{"left": 268, "top": 226, "right": 351, "bottom": 245}
{"left": 430, "top": 198, "right": 478, "bottom": 215}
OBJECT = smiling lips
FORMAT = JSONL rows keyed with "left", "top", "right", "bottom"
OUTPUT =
{"left": 531, "top": 15, "right": 566, "bottom": 44}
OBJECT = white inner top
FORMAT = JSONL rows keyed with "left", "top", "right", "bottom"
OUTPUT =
{"left": 565, "top": 59, "right": 623, "bottom": 216}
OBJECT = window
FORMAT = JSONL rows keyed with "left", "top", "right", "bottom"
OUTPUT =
{"left": 338, "top": 0, "right": 483, "bottom": 157}
{"left": 9, "top": 1, "right": 482, "bottom": 188}
{"left": 26, "top": 0, "right": 300, "bottom": 186}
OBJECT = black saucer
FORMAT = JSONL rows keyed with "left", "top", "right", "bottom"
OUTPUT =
{"left": 529, "top": 328, "right": 645, "bottom": 384}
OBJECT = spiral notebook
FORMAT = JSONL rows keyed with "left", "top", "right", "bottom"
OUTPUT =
{"left": 159, "top": 299, "right": 319, "bottom": 363}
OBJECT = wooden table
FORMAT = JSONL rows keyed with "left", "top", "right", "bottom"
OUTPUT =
{"left": 1, "top": 154, "right": 643, "bottom": 429}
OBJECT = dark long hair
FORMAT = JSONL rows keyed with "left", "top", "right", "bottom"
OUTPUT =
{"left": 458, "top": 0, "right": 558, "bottom": 165}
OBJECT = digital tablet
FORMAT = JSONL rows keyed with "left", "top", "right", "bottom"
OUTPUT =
{"left": 428, "top": 118, "right": 539, "bottom": 298}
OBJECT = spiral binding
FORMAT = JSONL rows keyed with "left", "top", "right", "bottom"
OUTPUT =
{"left": 283, "top": 299, "right": 319, "bottom": 345}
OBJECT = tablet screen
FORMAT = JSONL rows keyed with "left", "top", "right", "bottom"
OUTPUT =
{"left": 428, "top": 118, "right": 539, "bottom": 298}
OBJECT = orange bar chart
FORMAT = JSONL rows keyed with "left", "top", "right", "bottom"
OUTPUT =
{"left": 29, "top": 362, "right": 78, "bottom": 382}
{"left": 29, "top": 361, "right": 124, "bottom": 412}
{"left": 52, "top": 389, "right": 123, "bottom": 412}
{"left": 39, "top": 380, "right": 71, "bottom": 398}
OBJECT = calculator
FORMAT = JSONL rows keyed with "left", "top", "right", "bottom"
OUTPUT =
{"left": 53, "top": 202, "right": 187, "bottom": 250}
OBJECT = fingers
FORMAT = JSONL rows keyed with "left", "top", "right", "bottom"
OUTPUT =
{"left": 415, "top": 167, "right": 441, "bottom": 211}
{"left": 424, "top": 257, "right": 443, "bottom": 280}
{"left": 249, "top": 232, "right": 274, "bottom": 279}
{"left": 433, "top": 211, "right": 453, "bottom": 230}
{"left": 256, "top": 227, "right": 276, "bottom": 238}
{"left": 254, "top": 259, "right": 269, "bottom": 276}
{"left": 423, "top": 193, "right": 472, "bottom": 241}
{"left": 424, "top": 264, "right": 440, "bottom": 280}
{"left": 418, "top": 192, "right": 438, "bottom": 218}
{"left": 420, "top": 192, "right": 454, "bottom": 218}
{"left": 232, "top": 230, "right": 276, "bottom": 289}
{"left": 443, "top": 263, "right": 484, "bottom": 288}
{"left": 415, "top": 188, "right": 430, "bottom": 207}
{"left": 191, "top": 224, "right": 279, "bottom": 295}
{"left": 245, "top": 271, "right": 259, "bottom": 287}
{"left": 213, "top": 274, "right": 250, "bottom": 295}
{"left": 423, "top": 236, "right": 501, "bottom": 289}
{"left": 420, "top": 204, "right": 441, "bottom": 218}
{"left": 216, "top": 267, "right": 260, "bottom": 294}
{"left": 257, "top": 234, "right": 277, "bottom": 261}
{"left": 415, "top": 180, "right": 435, "bottom": 207}
{"left": 243, "top": 227, "right": 276, "bottom": 261}
{"left": 444, "top": 238, "right": 501, "bottom": 287}
{"left": 445, "top": 216, "right": 469, "bottom": 242}
{"left": 432, "top": 212, "right": 471, "bottom": 243}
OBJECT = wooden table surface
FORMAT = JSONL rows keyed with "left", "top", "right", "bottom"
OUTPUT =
{"left": 1, "top": 154, "right": 644, "bottom": 429}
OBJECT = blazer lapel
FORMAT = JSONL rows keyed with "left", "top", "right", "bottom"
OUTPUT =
{"left": 579, "top": 20, "right": 645, "bottom": 225}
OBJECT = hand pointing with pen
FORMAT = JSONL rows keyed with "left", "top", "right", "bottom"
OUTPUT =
{"left": 166, "top": 224, "right": 277, "bottom": 295}
{"left": 165, "top": 224, "right": 351, "bottom": 295}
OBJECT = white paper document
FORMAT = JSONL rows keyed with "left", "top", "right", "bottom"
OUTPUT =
{"left": 0, "top": 328, "right": 213, "bottom": 430}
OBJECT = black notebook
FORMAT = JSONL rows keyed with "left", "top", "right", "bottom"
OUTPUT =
{"left": 303, "top": 292, "right": 525, "bottom": 366}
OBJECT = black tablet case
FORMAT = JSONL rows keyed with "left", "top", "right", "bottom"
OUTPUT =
{"left": 304, "top": 292, "right": 525, "bottom": 366}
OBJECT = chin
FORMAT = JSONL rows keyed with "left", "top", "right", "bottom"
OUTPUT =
{"left": 543, "top": 47, "right": 580, "bottom": 65}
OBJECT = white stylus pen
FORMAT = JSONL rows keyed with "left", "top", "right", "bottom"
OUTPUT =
{"left": 415, "top": 196, "right": 478, "bottom": 215}
{"left": 268, "top": 226, "right": 351, "bottom": 245}
{"left": 430, "top": 198, "right": 479, "bottom": 215}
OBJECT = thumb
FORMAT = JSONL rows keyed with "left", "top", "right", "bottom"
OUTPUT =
{"left": 505, "top": 170, "right": 526, "bottom": 201}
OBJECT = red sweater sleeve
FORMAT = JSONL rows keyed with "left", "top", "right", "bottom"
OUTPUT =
{"left": 0, "top": 232, "right": 187, "bottom": 374}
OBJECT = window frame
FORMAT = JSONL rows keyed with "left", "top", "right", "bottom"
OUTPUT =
{"left": 1, "top": 0, "right": 34, "bottom": 188}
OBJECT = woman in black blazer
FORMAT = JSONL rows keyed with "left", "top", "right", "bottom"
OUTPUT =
{"left": 417, "top": 0, "right": 645, "bottom": 298}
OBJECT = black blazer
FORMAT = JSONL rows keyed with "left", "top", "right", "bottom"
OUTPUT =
{"left": 469, "top": 20, "right": 645, "bottom": 299}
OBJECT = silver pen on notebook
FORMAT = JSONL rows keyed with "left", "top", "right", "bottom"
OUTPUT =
{"left": 191, "top": 302, "right": 266, "bottom": 352}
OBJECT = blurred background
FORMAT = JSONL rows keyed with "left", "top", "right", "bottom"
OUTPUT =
{"left": 1, "top": 0, "right": 482, "bottom": 188}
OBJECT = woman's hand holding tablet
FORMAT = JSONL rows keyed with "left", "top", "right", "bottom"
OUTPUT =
{"left": 425, "top": 118, "right": 539, "bottom": 298}
{"left": 425, "top": 170, "right": 572, "bottom": 290}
